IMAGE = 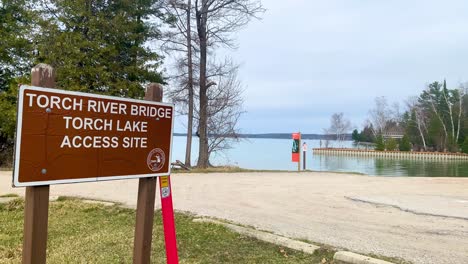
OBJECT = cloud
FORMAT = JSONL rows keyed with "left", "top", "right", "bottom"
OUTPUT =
{"left": 218, "top": 0, "right": 468, "bottom": 132}
{"left": 182, "top": 0, "right": 468, "bottom": 134}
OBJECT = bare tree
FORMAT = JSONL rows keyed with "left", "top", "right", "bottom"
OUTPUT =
{"left": 161, "top": 0, "right": 263, "bottom": 167}
{"left": 160, "top": 0, "right": 198, "bottom": 167}
{"left": 169, "top": 56, "right": 244, "bottom": 165}
{"left": 456, "top": 83, "right": 467, "bottom": 142}
{"left": 406, "top": 96, "right": 428, "bottom": 150}
{"left": 368, "top": 96, "right": 392, "bottom": 136}
{"left": 194, "top": 0, "right": 264, "bottom": 168}
{"left": 392, "top": 102, "right": 402, "bottom": 124}
{"left": 322, "top": 128, "right": 331, "bottom": 148}
{"left": 442, "top": 81, "right": 456, "bottom": 142}
{"left": 419, "top": 82, "right": 449, "bottom": 149}
{"left": 328, "top": 112, "right": 352, "bottom": 145}
{"left": 414, "top": 106, "right": 428, "bottom": 150}
{"left": 206, "top": 68, "right": 244, "bottom": 159}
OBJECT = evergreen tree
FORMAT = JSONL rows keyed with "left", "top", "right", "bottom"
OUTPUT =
{"left": 352, "top": 129, "right": 360, "bottom": 142}
{"left": 0, "top": 0, "right": 166, "bottom": 166}
{"left": 461, "top": 137, "right": 468, "bottom": 154}
{"left": 359, "top": 125, "right": 375, "bottom": 143}
{"left": 428, "top": 116, "right": 445, "bottom": 151}
{"left": 0, "top": 0, "right": 35, "bottom": 166}
{"left": 0, "top": 0, "right": 35, "bottom": 92}
{"left": 404, "top": 110, "right": 420, "bottom": 146}
{"left": 36, "top": 0, "right": 164, "bottom": 98}
{"left": 385, "top": 138, "right": 398, "bottom": 151}
{"left": 375, "top": 135, "right": 385, "bottom": 151}
{"left": 399, "top": 134, "right": 411, "bottom": 151}
{"left": 418, "top": 80, "right": 465, "bottom": 151}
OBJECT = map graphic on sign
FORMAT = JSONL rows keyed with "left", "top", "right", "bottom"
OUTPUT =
{"left": 13, "top": 85, "right": 174, "bottom": 187}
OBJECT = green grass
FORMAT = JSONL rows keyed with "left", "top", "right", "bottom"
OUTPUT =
{"left": 0, "top": 194, "right": 18, "bottom": 198}
{"left": 0, "top": 198, "right": 336, "bottom": 263}
{"left": 172, "top": 166, "right": 366, "bottom": 176}
{"left": 172, "top": 166, "right": 288, "bottom": 174}
{"left": 172, "top": 166, "right": 338, "bottom": 174}
{"left": 308, "top": 170, "right": 366, "bottom": 176}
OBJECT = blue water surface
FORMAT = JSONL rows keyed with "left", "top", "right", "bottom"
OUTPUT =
{"left": 171, "top": 136, "right": 468, "bottom": 177}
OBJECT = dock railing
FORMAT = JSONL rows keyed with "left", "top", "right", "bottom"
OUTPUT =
{"left": 312, "top": 148, "right": 468, "bottom": 160}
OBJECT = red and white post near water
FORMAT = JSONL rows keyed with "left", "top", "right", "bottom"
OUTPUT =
{"left": 292, "top": 132, "right": 301, "bottom": 171}
{"left": 302, "top": 142, "right": 307, "bottom": 170}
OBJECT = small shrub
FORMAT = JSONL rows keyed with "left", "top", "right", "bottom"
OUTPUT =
{"left": 461, "top": 138, "right": 468, "bottom": 154}
{"left": 375, "top": 135, "right": 385, "bottom": 151}
{"left": 399, "top": 135, "right": 411, "bottom": 151}
{"left": 0, "top": 145, "right": 14, "bottom": 168}
{"left": 385, "top": 138, "right": 398, "bottom": 151}
{"left": 352, "top": 129, "right": 360, "bottom": 142}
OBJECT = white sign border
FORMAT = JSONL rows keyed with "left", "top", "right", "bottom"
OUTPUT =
{"left": 13, "top": 85, "right": 174, "bottom": 187}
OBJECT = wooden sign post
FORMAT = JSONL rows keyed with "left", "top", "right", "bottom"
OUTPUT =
{"left": 133, "top": 176, "right": 158, "bottom": 263}
{"left": 22, "top": 64, "right": 55, "bottom": 264}
{"left": 133, "top": 83, "right": 163, "bottom": 264}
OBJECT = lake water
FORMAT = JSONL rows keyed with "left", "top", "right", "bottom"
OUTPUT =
{"left": 171, "top": 136, "right": 468, "bottom": 177}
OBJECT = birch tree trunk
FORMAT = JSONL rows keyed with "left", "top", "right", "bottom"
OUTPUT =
{"left": 415, "top": 108, "right": 427, "bottom": 151}
{"left": 456, "top": 87, "right": 465, "bottom": 143}
{"left": 442, "top": 87, "right": 455, "bottom": 140}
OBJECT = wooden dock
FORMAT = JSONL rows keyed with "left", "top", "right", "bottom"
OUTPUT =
{"left": 312, "top": 148, "right": 468, "bottom": 160}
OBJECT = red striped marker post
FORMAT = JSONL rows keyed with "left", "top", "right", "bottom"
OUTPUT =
{"left": 159, "top": 176, "right": 179, "bottom": 264}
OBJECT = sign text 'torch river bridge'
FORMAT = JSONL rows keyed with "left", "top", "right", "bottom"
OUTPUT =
{"left": 13, "top": 85, "right": 174, "bottom": 187}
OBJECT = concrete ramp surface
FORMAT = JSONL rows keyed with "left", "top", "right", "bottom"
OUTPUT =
{"left": 347, "top": 194, "right": 468, "bottom": 220}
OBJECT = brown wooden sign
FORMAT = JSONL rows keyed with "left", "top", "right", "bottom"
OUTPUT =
{"left": 13, "top": 85, "right": 174, "bottom": 187}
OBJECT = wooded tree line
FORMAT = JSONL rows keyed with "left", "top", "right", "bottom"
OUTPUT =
{"left": 353, "top": 80, "right": 468, "bottom": 153}
{"left": 0, "top": 0, "right": 263, "bottom": 167}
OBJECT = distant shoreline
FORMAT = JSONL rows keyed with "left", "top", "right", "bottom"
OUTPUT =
{"left": 173, "top": 133, "right": 352, "bottom": 140}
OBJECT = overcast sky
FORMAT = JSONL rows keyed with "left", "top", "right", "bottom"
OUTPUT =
{"left": 174, "top": 0, "right": 468, "bottom": 134}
